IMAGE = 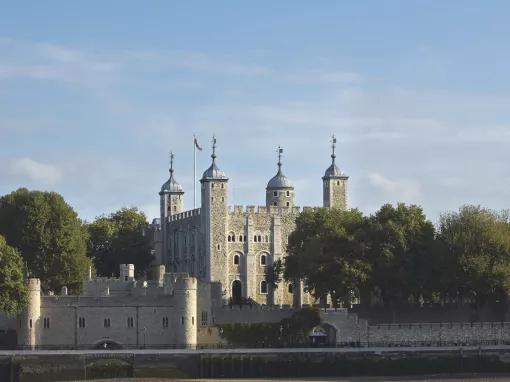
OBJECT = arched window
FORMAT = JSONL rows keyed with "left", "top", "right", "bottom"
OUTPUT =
{"left": 288, "top": 284, "right": 293, "bottom": 294}
{"left": 228, "top": 235, "right": 231, "bottom": 242}
{"left": 239, "top": 235, "right": 243, "bottom": 242}
{"left": 286, "top": 190, "right": 290, "bottom": 196}
{"left": 233, "top": 254, "right": 240, "bottom": 265}
{"left": 286, "top": 202, "right": 290, "bottom": 207}
{"left": 253, "top": 235, "right": 257, "bottom": 242}
{"left": 337, "top": 181, "right": 340, "bottom": 185}
{"left": 260, "top": 280, "right": 268, "bottom": 294}
{"left": 258, "top": 235, "right": 262, "bottom": 242}
{"left": 260, "top": 254, "right": 267, "bottom": 266}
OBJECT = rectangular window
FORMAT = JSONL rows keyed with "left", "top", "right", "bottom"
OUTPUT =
{"left": 43, "top": 317, "right": 50, "bottom": 329}
{"left": 127, "top": 317, "right": 134, "bottom": 328}
{"left": 162, "top": 316, "right": 169, "bottom": 328}
{"left": 29, "top": 319, "right": 32, "bottom": 329}
{"left": 104, "top": 318, "right": 111, "bottom": 328}
{"left": 181, "top": 316, "right": 184, "bottom": 325}
{"left": 273, "top": 191, "right": 277, "bottom": 196}
{"left": 192, "top": 316, "right": 195, "bottom": 325}
{"left": 79, "top": 317, "right": 86, "bottom": 328}
{"left": 201, "top": 311, "right": 208, "bottom": 326}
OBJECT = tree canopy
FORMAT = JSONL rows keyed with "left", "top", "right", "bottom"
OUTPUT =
{"left": 0, "top": 234, "right": 28, "bottom": 314}
{"left": 86, "top": 207, "right": 153, "bottom": 277}
{"left": 284, "top": 203, "right": 510, "bottom": 308}
{"left": 285, "top": 208, "right": 370, "bottom": 307}
{"left": 436, "top": 206, "right": 510, "bottom": 305}
{"left": 0, "top": 188, "right": 91, "bottom": 293}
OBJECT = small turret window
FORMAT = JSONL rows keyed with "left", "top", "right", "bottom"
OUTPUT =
{"left": 337, "top": 181, "right": 340, "bottom": 185}
{"left": 286, "top": 202, "right": 290, "bottom": 207}
{"left": 260, "top": 280, "right": 268, "bottom": 294}
{"left": 221, "top": 183, "right": 224, "bottom": 189}
{"left": 233, "top": 254, "right": 240, "bottom": 265}
{"left": 273, "top": 191, "right": 277, "bottom": 196}
{"left": 239, "top": 235, "right": 243, "bottom": 242}
{"left": 211, "top": 183, "right": 215, "bottom": 189}
{"left": 260, "top": 254, "right": 267, "bottom": 265}
{"left": 286, "top": 191, "right": 290, "bottom": 196}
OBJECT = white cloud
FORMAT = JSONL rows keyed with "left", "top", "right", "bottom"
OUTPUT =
{"left": 7, "top": 158, "right": 62, "bottom": 185}
{"left": 368, "top": 173, "right": 422, "bottom": 204}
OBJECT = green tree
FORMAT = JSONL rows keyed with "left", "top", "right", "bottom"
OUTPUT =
{"left": 87, "top": 207, "right": 153, "bottom": 277}
{"left": 437, "top": 205, "right": 510, "bottom": 305}
{"left": 365, "top": 203, "right": 436, "bottom": 306}
{"left": 285, "top": 208, "right": 370, "bottom": 307}
{"left": 0, "top": 188, "right": 91, "bottom": 293}
{"left": 0, "top": 235, "right": 28, "bottom": 314}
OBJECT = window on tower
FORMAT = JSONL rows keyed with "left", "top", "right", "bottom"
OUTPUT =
{"left": 273, "top": 191, "right": 277, "bottom": 196}
{"left": 260, "top": 280, "right": 268, "bottom": 294}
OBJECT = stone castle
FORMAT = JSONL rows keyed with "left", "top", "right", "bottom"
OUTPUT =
{"left": 8, "top": 136, "right": 349, "bottom": 349}
{"left": 152, "top": 136, "right": 348, "bottom": 307}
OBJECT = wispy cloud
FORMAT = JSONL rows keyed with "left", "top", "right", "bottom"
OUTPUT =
{"left": 6, "top": 158, "right": 62, "bottom": 186}
{"left": 368, "top": 173, "right": 422, "bottom": 204}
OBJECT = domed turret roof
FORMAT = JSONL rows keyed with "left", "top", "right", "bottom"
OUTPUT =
{"left": 266, "top": 146, "right": 294, "bottom": 189}
{"left": 267, "top": 169, "right": 293, "bottom": 189}
{"left": 324, "top": 162, "right": 345, "bottom": 178}
{"left": 161, "top": 172, "right": 183, "bottom": 193}
{"left": 202, "top": 162, "right": 227, "bottom": 180}
{"left": 201, "top": 136, "right": 228, "bottom": 181}
{"left": 160, "top": 153, "right": 184, "bottom": 194}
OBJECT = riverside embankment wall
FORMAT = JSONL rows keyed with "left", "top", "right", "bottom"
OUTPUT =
{"left": 4, "top": 348, "right": 510, "bottom": 381}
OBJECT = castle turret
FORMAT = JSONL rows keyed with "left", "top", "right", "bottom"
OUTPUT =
{"left": 18, "top": 278, "right": 41, "bottom": 349}
{"left": 159, "top": 152, "right": 184, "bottom": 267}
{"left": 322, "top": 135, "right": 348, "bottom": 210}
{"left": 266, "top": 146, "right": 294, "bottom": 208}
{"left": 200, "top": 136, "right": 228, "bottom": 282}
{"left": 173, "top": 275, "right": 197, "bottom": 348}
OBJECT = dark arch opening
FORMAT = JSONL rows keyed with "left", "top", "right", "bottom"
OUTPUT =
{"left": 232, "top": 280, "right": 242, "bottom": 305}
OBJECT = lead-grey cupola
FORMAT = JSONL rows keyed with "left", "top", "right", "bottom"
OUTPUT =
{"left": 266, "top": 147, "right": 293, "bottom": 190}
{"left": 266, "top": 146, "right": 295, "bottom": 208}
{"left": 160, "top": 153, "right": 184, "bottom": 194}
{"left": 201, "top": 136, "right": 228, "bottom": 181}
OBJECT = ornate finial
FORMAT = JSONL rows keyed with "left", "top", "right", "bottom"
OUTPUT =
{"left": 169, "top": 151, "right": 174, "bottom": 174}
{"left": 331, "top": 134, "right": 337, "bottom": 164}
{"left": 277, "top": 146, "right": 283, "bottom": 171}
{"left": 211, "top": 135, "right": 217, "bottom": 162}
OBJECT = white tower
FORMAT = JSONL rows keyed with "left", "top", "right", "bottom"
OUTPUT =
{"left": 266, "top": 146, "right": 295, "bottom": 208}
{"left": 322, "top": 135, "right": 348, "bottom": 210}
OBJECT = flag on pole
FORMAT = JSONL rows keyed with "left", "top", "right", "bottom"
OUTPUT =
{"left": 194, "top": 135, "right": 202, "bottom": 151}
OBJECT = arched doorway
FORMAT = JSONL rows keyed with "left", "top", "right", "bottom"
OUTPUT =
{"left": 232, "top": 280, "right": 242, "bottom": 305}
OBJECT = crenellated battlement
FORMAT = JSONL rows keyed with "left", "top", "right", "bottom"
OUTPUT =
{"left": 168, "top": 208, "right": 201, "bottom": 222}
{"left": 227, "top": 205, "right": 306, "bottom": 216}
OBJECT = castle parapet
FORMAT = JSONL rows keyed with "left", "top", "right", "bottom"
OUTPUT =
{"left": 168, "top": 208, "right": 201, "bottom": 222}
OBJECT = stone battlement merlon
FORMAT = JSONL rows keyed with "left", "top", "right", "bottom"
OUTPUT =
{"left": 168, "top": 208, "right": 201, "bottom": 222}
{"left": 227, "top": 205, "right": 305, "bottom": 216}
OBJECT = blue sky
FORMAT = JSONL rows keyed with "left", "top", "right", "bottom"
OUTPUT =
{"left": 1, "top": 1, "right": 510, "bottom": 222}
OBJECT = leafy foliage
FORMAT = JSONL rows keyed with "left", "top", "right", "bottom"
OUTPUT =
{"left": 0, "top": 188, "right": 91, "bottom": 293}
{"left": 0, "top": 235, "right": 28, "bottom": 314}
{"left": 218, "top": 307, "right": 320, "bottom": 347}
{"left": 285, "top": 208, "right": 370, "bottom": 307}
{"left": 436, "top": 206, "right": 510, "bottom": 305}
{"left": 86, "top": 207, "right": 153, "bottom": 277}
{"left": 365, "top": 203, "right": 436, "bottom": 306}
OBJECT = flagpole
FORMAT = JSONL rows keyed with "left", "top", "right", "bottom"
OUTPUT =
{"left": 193, "top": 134, "right": 196, "bottom": 209}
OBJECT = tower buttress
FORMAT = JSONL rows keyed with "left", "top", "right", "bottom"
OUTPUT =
{"left": 322, "top": 135, "right": 348, "bottom": 210}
